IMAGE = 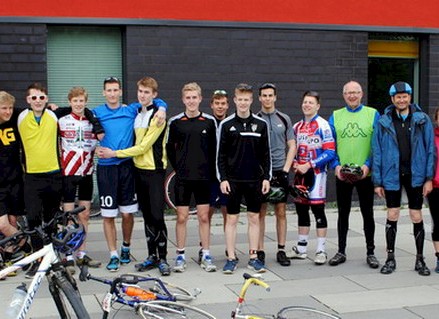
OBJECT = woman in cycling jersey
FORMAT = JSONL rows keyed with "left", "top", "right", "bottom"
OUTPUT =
{"left": 288, "top": 91, "right": 336, "bottom": 265}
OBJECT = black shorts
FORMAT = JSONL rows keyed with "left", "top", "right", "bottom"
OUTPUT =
{"left": 174, "top": 178, "right": 210, "bottom": 206}
{"left": 62, "top": 175, "right": 93, "bottom": 202}
{"left": 0, "top": 179, "right": 24, "bottom": 217}
{"left": 97, "top": 160, "right": 138, "bottom": 217}
{"left": 209, "top": 180, "right": 228, "bottom": 207}
{"left": 385, "top": 174, "right": 424, "bottom": 210}
{"left": 227, "top": 181, "right": 262, "bottom": 214}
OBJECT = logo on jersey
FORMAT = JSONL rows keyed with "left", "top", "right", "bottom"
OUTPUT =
{"left": 0, "top": 128, "right": 16, "bottom": 145}
{"left": 229, "top": 126, "right": 236, "bottom": 131}
{"left": 251, "top": 124, "right": 258, "bottom": 132}
{"left": 341, "top": 122, "right": 366, "bottom": 138}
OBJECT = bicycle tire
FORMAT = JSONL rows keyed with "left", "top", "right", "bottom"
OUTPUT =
{"left": 139, "top": 300, "right": 216, "bottom": 319}
{"left": 151, "top": 279, "right": 198, "bottom": 302}
{"left": 50, "top": 274, "right": 90, "bottom": 319}
{"left": 164, "top": 170, "right": 198, "bottom": 214}
{"left": 276, "top": 306, "right": 341, "bottom": 319}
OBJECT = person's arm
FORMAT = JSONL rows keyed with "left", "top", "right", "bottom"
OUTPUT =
{"left": 260, "top": 122, "right": 272, "bottom": 181}
{"left": 165, "top": 120, "right": 177, "bottom": 170}
{"left": 282, "top": 116, "right": 296, "bottom": 173}
{"left": 363, "top": 110, "right": 380, "bottom": 169}
{"left": 116, "top": 117, "right": 165, "bottom": 158}
{"left": 217, "top": 122, "right": 228, "bottom": 182}
{"left": 371, "top": 121, "right": 383, "bottom": 188}
{"left": 152, "top": 98, "right": 167, "bottom": 127}
{"left": 310, "top": 121, "right": 336, "bottom": 169}
{"left": 328, "top": 113, "right": 341, "bottom": 169}
{"left": 84, "top": 107, "right": 105, "bottom": 139}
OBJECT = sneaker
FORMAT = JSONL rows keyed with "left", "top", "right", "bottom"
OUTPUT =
{"left": 276, "top": 251, "right": 291, "bottom": 266}
{"left": 257, "top": 251, "right": 265, "bottom": 266}
{"left": 173, "top": 255, "right": 187, "bottom": 273}
{"left": 106, "top": 256, "right": 120, "bottom": 272}
{"left": 200, "top": 255, "right": 217, "bottom": 272}
{"left": 25, "top": 261, "right": 41, "bottom": 279}
{"left": 135, "top": 255, "right": 158, "bottom": 272}
{"left": 366, "top": 255, "right": 379, "bottom": 269}
{"left": 76, "top": 255, "right": 102, "bottom": 268}
{"left": 158, "top": 259, "right": 171, "bottom": 276}
{"left": 314, "top": 251, "right": 327, "bottom": 265}
{"left": 415, "top": 258, "right": 431, "bottom": 276}
{"left": 286, "top": 246, "right": 307, "bottom": 259}
{"left": 222, "top": 259, "right": 238, "bottom": 274}
{"left": 64, "top": 259, "right": 76, "bottom": 275}
{"left": 380, "top": 259, "right": 396, "bottom": 274}
{"left": 4, "top": 261, "right": 18, "bottom": 277}
{"left": 247, "top": 258, "right": 266, "bottom": 273}
{"left": 120, "top": 247, "right": 131, "bottom": 265}
{"left": 328, "top": 252, "right": 346, "bottom": 266}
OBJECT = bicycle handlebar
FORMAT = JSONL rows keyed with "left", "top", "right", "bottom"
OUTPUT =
{"left": 0, "top": 206, "right": 86, "bottom": 247}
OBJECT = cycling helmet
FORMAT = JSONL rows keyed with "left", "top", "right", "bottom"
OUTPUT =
{"left": 288, "top": 184, "right": 310, "bottom": 200}
{"left": 52, "top": 223, "right": 86, "bottom": 254}
{"left": 389, "top": 81, "right": 412, "bottom": 96}
{"left": 340, "top": 163, "right": 363, "bottom": 177}
{"left": 266, "top": 186, "right": 286, "bottom": 204}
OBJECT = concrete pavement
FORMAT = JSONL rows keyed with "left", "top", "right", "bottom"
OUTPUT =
{"left": 2, "top": 205, "right": 439, "bottom": 318}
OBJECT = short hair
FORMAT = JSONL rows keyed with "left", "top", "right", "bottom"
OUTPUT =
{"left": 68, "top": 87, "right": 88, "bottom": 102}
{"left": 182, "top": 82, "right": 202, "bottom": 97}
{"left": 435, "top": 107, "right": 439, "bottom": 121}
{"left": 258, "top": 82, "right": 277, "bottom": 96}
{"left": 235, "top": 83, "right": 253, "bottom": 95}
{"left": 103, "top": 76, "right": 121, "bottom": 88}
{"left": 0, "top": 91, "right": 16, "bottom": 106}
{"left": 210, "top": 89, "right": 228, "bottom": 103}
{"left": 27, "top": 82, "right": 47, "bottom": 96}
{"left": 137, "top": 77, "right": 158, "bottom": 92}
{"left": 302, "top": 90, "right": 321, "bottom": 104}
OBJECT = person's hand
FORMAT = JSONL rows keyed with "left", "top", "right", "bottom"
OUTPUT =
{"left": 361, "top": 165, "right": 370, "bottom": 179}
{"left": 96, "top": 133, "right": 105, "bottom": 141}
{"left": 335, "top": 165, "right": 345, "bottom": 181}
{"left": 277, "top": 171, "right": 289, "bottom": 189}
{"left": 261, "top": 179, "right": 270, "bottom": 195}
{"left": 295, "top": 162, "right": 311, "bottom": 175}
{"left": 423, "top": 180, "right": 433, "bottom": 197}
{"left": 374, "top": 186, "right": 385, "bottom": 198}
{"left": 97, "top": 146, "right": 116, "bottom": 159}
{"left": 154, "top": 109, "right": 166, "bottom": 126}
{"left": 220, "top": 181, "right": 230, "bottom": 195}
{"left": 47, "top": 103, "right": 59, "bottom": 111}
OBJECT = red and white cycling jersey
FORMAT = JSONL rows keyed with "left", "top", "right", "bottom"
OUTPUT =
{"left": 293, "top": 115, "right": 336, "bottom": 204}
{"left": 58, "top": 113, "right": 98, "bottom": 176}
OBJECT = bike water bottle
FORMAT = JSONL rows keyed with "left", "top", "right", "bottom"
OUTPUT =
{"left": 123, "top": 286, "right": 156, "bottom": 301}
{"left": 6, "top": 282, "right": 27, "bottom": 318}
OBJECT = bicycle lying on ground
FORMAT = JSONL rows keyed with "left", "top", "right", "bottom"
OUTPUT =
{"left": 0, "top": 206, "right": 90, "bottom": 318}
{"left": 231, "top": 273, "right": 341, "bottom": 319}
{"left": 79, "top": 266, "right": 214, "bottom": 318}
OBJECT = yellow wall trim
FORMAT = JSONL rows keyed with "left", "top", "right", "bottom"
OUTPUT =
{"left": 368, "top": 40, "right": 419, "bottom": 58}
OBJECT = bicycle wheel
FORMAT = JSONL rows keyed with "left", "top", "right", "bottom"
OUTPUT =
{"left": 50, "top": 274, "right": 90, "bottom": 319}
{"left": 151, "top": 279, "right": 199, "bottom": 302}
{"left": 139, "top": 301, "right": 216, "bottom": 319}
{"left": 276, "top": 306, "right": 341, "bottom": 319}
{"left": 164, "top": 170, "right": 197, "bottom": 214}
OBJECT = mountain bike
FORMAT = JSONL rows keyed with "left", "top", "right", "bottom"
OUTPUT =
{"left": 231, "top": 273, "right": 341, "bottom": 319}
{"left": 0, "top": 206, "right": 90, "bottom": 319}
{"left": 79, "top": 266, "right": 214, "bottom": 318}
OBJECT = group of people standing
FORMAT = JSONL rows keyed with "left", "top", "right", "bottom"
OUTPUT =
{"left": 1, "top": 77, "right": 438, "bottom": 281}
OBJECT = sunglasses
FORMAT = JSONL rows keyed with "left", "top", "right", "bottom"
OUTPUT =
{"left": 104, "top": 76, "right": 121, "bottom": 84}
{"left": 213, "top": 89, "right": 228, "bottom": 96}
{"left": 30, "top": 95, "right": 46, "bottom": 101}
{"left": 259, "top": 82, "right": 276, "bottom": 90}
{"left": 235, "top": 83, "right": 253, "bottom": 91}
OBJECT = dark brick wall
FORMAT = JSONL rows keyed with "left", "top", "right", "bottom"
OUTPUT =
{"left": 124, "top": 26, "right": 369, "bottom": 124}
{"left": 0, "top": 24, "right": 47, "bottom": 106}
{"left": 427, "top": 34, "right": 439, "bottom": 118}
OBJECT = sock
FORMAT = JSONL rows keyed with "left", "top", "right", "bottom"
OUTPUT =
{"left": 122, "top": 241, "right": 130, "bottom": 248}
{"left": 297, "top": 234, "right": 308, "bottom": 253}
{"left": 316, "top": 237, "right": 326, "bottom": 252}
{"left": 177, "top": 248, "right": 185, "bottom": 260}
{"left": 110, "top": 250, "right": 118, "bottom": 258}
{"left": 413, "top": 221, "right": 425, "bottom": 256}
{"left": 66, "top": 254, "right": 74, "bottom": 261}
{"left": 202, "top": 249, "right": 210, "bottom": 259}
{"left": 76, "top": 250, "right": 86, "bottom": 259}
{"left": 385, "top": 219, "right": 397, "bottom": 254}
{"left": 278, "top": 244, "right": 286, "bottom": 251}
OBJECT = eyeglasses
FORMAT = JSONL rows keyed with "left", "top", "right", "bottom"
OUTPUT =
{"left": 343, "top": 91, "right": 362, "bottom": 96}
{"left": 259, "top": 82, "right": 276, "bottom": 90}
{"left": 104, "top": 76, "right": 121, "bottom": 83}
{"left": 30, "top": 95, "right": 46, "bottom": 100}
{"left": 235, "top": 83, "right": 253, "bottom": 91}
{"left": 213, "top": 89, "right": 228, "bottom": 96}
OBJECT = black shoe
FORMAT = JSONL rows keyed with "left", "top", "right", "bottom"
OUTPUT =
{"left": 415, "top": 258, "right": 431, "bottom": 276}
{"left": 257, "top": 251, "right": 265, "bottom": 266}
{"left": 25, "top": 261, "right": 40, "bottom": 279}
{"left": 366, "top": 255, "right": 379, "bottom": 269}
{"left": 135, "top": 255, "right": 158, "bottom": 272}
{"left": 380, "top": 259, "right": 396, "bottom": 274}
{"left": 328, "top": 252, "right": 346, "bottom": 266}
{"left": 198, "top": 248, "right": 203, "bottom": 263}
{"left": 276, "top": 250, "right": 291, "bottom": 266}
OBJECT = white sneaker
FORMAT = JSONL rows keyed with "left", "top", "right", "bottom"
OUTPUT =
{"left": 286, "top": 246, "right": 307, "bottom": 259}
{"left": 173, "top": 255, "right": 187, "bottom": 272}
{"left": 200, "top": 255, "right": 217, "bottom": 272}
{"left": 314, "top": 251, "right": 327, "bottom": 265}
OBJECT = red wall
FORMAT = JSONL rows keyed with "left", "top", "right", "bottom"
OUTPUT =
{"left": 2, "top": 0, "right": 439, "bottom": 29}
